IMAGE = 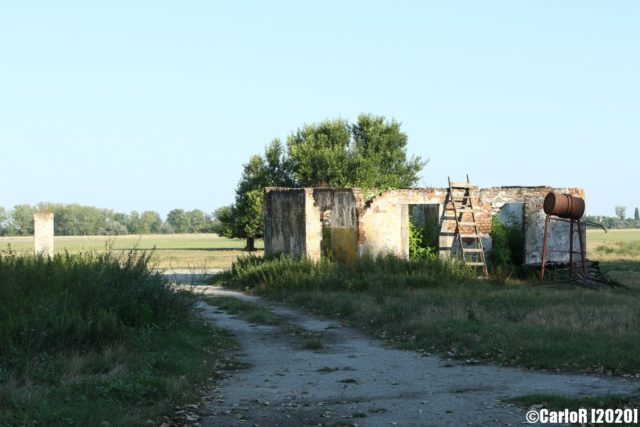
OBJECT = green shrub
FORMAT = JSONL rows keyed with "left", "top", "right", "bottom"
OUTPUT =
{"left": 409, "top": 222, "right": 437, "bottom": 260}
{"left": 489, "top": 216, "right": 524, "bottom": 269}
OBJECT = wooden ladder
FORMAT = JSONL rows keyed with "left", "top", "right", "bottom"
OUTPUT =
{"left": 447, "top": 175, "right": 489, "bottom": 277}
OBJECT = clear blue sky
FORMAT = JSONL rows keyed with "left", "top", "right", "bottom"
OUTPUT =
{"left": 1, "top": 1, "right": 638, "bottom": 217}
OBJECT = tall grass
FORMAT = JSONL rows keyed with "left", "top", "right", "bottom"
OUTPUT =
{"left": 0, "top": 249, "right": 232, "bottom": 425}
{"left": 228, "top": 253, "right": 475, "bottom": 292}
{"left": 0, "top": 250, "right": 191, "bottom": 367}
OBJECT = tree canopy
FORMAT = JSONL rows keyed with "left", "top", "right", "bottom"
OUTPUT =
{"left": 220, "top": 113, "right": 427, "bottom": 248}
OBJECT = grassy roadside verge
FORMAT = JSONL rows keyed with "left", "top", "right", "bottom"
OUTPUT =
{"left": 0, "top": 250, "right": 234, "bottom": 426}
{"left": 206, "top": 296, "right": 326, "bottom": 351}
{"left": 221, "top": 255, "right": 640, "bottom": 376}
{"left": 206, "top": 296, "right": 286, "bottom": 325}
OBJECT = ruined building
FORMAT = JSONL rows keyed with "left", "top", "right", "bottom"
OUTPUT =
{"left": 263, "top": 186, "right": 585, "bottom": 265}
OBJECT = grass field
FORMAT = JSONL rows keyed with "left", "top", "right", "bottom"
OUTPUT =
{"left": 587, "top": 228, "right": 640, "bottom": 244}
{"left": 0, "top": 233, "right": 263, "bottom": 269}
{"left": 587, "top": 229, "right": 640, "bottom": 287}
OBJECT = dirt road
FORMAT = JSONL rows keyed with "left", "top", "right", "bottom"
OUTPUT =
{"left": 195, "top": 288, "right": 640, "bottom": 426}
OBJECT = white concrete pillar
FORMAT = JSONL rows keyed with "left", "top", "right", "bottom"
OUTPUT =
{"left": 34, "top": 212, "right": 54, "bottom": 257}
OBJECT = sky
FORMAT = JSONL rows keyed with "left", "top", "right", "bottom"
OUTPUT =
{"left": 1, "top": 1, "right": 638, "bottom": 217}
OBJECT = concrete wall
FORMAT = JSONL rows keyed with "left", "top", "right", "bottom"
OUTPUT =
{"left": 520, "top": 188, "right": 586, "bottom": 264}
{"left": 34, "top": 212, "right": 54, "bottom": 257}
{"left": 264, "top": 185, "right": 586, "bottom": 265}
{"left": 263, "top": 187, "right": 363, "bottom": 262}
{"left": 263, "top": 188, "right": 307, "bottom": 258}
{"left": 310, "top": 189, "right": 360, "bottom": 263}
{"left": 304, "top": 189, "right": 322, "bottom": 260}
{"left": 359, "top": 188, "right": 449, "bottom": 258}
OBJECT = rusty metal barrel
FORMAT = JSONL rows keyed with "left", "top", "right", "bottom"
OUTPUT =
{"left": 543, "top": 192, "right": 585, "bottom": 219}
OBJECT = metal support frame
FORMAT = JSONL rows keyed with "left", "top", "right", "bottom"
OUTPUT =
{"left": 540, "top": 214, "right": 587, "bottom": 284}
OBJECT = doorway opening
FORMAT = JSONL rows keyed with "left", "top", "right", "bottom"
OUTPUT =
{"left": 408, "top": 204, "right": 440, "bottom": 259}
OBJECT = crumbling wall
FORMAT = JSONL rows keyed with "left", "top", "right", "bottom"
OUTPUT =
{"left": 264, "top": 188, "right": 362, "bottom": 262}
{"left": 264, "top": 185, "right": 586, "bottom": 266}
{"left": 310, "top": 189, "right": 360, "bottom": 263}
{"left": 264, "top": 188, "right": 307, "bottom": 258}
{"left": 357, "top": 188, "right": 489, "bottom": 258}
{"left": 361, "top": 186, "right": 585, "bottom": 264}
{"left": 359, "top": 189, "right": 448, "bottom": 258}
{"left": 478, "top": 186, "right": 585, "bottom": 264}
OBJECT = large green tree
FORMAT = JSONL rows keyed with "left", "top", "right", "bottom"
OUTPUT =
{"left": 288, "top": 114, "right": 425, "bottom": 188}
{"left": 349, "top": 114, "right": 425, "bottom": 188}
{"left": 166, "top": 209, "right": 190, "bottom": 233}
{"left": 220, "top": 140, "right": 293, "bottom": 249}
{"left": 211, "top": 206, "right": 234, "bottom": 237}
{"left": 287, "top": 119, "right": 351, "bottom": 187}
{"left": 221, "top": 113, "right": 426, "bottom": 249}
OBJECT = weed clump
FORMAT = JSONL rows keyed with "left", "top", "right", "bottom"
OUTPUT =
{"left": 489, "top": 216, "right": 525, "bottom": 279}
{"left": 409, "top": 222, "right": 438, "bottom": 261}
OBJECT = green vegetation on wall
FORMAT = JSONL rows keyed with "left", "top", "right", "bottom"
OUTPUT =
{"left": 489, "top": 216, "right": 525, "bottom": 269}
{"left": 409, "top": 222, "right": 437, "bottom": 260}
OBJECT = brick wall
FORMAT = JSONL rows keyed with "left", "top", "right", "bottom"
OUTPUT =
{"left": 264, "top": 186, "right": 586, "bottom": 265}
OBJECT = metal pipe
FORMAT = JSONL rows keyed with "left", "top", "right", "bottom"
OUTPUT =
{"left": 540, "top": 215, "right": 551, "bottom": 284}
{"left": 577, "top": 220, "right": 587, "bottom": 277}
{"left": 569, "top": 220, "right": 574, "bottom": 279}
{"left": 582, "top": 219, "right": 608, "bottom": 233}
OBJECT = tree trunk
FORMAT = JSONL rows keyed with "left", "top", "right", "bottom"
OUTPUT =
{"left": 245, "top": 236, "right": 255, "bottom": 251}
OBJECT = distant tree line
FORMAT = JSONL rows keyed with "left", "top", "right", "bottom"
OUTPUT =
{"left": 0, "top": 204, "right": 226, "bottom": 236}
{"left": 586, "top": 205, "right": 640, "bottom": 229}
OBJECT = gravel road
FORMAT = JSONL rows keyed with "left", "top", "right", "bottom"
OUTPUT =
{"left": 194, "top": 288, "right": 640, "bottom": 426}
